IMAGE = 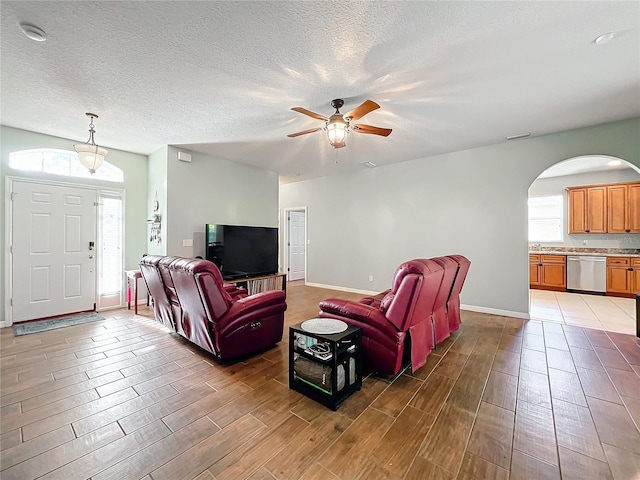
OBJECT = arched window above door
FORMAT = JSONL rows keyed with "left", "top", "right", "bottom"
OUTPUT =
{"left": 9, "top": 148, "right": 124, "bottom": 183}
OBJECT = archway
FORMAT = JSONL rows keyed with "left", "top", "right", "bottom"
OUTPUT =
{"left": 526, "top": 155, "right": 640, "bottom": 333}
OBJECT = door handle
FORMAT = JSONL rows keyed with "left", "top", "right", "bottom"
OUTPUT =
{"left": 89, "top": 255, "right": 94, "bottom": 259}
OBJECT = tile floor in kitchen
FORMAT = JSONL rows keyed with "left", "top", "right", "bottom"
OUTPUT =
{"left": 530, "top": 289, "right": 636, "bottom": 335}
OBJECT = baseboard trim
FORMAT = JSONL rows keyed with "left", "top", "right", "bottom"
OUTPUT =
{"left": 298, "top": 284, "right": 531, "bottom": 319}
{"left": 461, "top": 304, "right": 530, "bottom": 320}
{"left": 305, "top": 282, "right": 379, "bottom": 296}
{"left": 0, "top": 320, "right": 12, "bottom": 329}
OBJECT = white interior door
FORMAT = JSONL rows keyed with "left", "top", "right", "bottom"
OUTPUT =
{"left": 11, "top": 180, "right": 97, "bottom": 322}
{"left": 288, "top": 210, "right": 306, "bottom": 281}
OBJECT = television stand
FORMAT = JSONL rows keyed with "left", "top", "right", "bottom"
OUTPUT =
{"left": 225, "top": 273, "right": 287, "bottom": 295}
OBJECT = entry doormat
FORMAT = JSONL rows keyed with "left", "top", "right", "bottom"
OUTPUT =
{"left": 13, "top": 312, "right": 105, "bottom": 336}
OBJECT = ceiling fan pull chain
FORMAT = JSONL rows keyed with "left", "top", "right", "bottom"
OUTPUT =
{"left": 335, "top": 149, "right": 339, "bottom": 165}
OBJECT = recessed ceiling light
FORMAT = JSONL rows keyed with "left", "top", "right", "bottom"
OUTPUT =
{"left": 506, "top": 132, "right": 531, "bottom": 140}
{"left": 594, "top": 31, "right": 620, "bottom": 45}
{"left": 362, "top": 161, "right": 376, "bottom": 168}
{"left": 20, "top": 23, "right": 47, "bottom": 42}
{"left": 608, "top": 159, "right": 622, "bottom": 166}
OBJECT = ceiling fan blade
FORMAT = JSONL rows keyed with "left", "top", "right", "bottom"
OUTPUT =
{"left": 287, "top": 127, "right": 322, "bottom": 138}
{"left": 291, "top": 107, "right": 328, "bottom": 121}
{"left": 353, "top": 124, "right": 392, "bottom": 137}
{"left": 344, "top": 100, "right": 380, "bottom": 121}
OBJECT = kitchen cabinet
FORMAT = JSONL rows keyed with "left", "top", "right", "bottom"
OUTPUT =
{"left": 606, "top": 257, "right": 640, "bottom": 297}
{"left": 630, "top": 184, "right": 640, "bottom": 232}
{"left": 529, "top": 254, "right": 541, "bottom": 286}
{"left": 530, "top": 254, "right": 566, "bottom": 291}
{"left": 608, "top": 183, "right": 640, "bottom": 234}
{"left": 568, "top": 181, "right": 640, "bottom": 234}
{"left": 567, "top": 186, "right": 606, "bottom": 234}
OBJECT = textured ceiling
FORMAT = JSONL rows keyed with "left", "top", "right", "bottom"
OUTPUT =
{"left": 1, "top": 1, "right": 639, "bottom": 183}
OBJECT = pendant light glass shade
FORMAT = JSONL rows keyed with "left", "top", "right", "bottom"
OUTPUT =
{"left": 74, "top": 113, "right": 108, "bottom": 174}
{"left": 75, "top": 144, "right": 108, "bottom": 174}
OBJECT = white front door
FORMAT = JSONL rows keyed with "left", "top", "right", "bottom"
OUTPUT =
{"left": 11, "top": 180, "right": 97, "bottom": 322}
{"left": 288, "top": 210, "right": 306, "bottom": 281}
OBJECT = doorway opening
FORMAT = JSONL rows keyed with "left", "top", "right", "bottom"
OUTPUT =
{"left": 527, "top": 155, "right": 640, "bottom": 334}
{"left": 283, "top": 207, "right": 307, "bottom": 284}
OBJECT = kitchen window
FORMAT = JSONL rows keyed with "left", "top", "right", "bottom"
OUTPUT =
{"left": 528, "top": 195, "right": 563, "bottom": 242}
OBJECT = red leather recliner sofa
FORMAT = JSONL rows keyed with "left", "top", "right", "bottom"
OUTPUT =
{"left": 139, "top": 255, "right": 286, "bottom": 359}
{"left": 318, "top": 259, "right": 445, "bottom": 375}
{"left": 318, "top": 255, "right": 470, "bottom": 375}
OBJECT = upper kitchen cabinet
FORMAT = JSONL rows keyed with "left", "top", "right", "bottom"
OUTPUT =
{"left": 567, "top": 186, "right": 607, "bottom": 233}
{"left": 631, "top": 183, "right": 640, "bottom": 232}
{"left": 568, "top": 181, "right": 640, "bottom": 234}
{"left": 608, "top": 183, "right": 640, "bottom": 233}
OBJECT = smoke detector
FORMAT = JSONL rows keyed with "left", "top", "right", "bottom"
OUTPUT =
{"left": 594, "top": 31, "right": 621, "bottom": 45}
{"left": 20, "top": 23, "right": 47, "bottom": 42}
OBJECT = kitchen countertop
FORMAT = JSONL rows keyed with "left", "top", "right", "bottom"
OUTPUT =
{"left": 529, "top": 250, "right": 640, "bottom": 258}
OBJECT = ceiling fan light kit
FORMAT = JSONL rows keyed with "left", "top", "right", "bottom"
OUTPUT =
{"left": 288, "top": 98, "right": 392, "bottom": 149}
{"left": 326, "top": 121, "right": 347, "bottom": 148}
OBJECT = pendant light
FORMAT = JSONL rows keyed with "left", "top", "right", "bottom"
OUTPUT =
{"left": 74, "top": 113, "right": 108, "bottom": 174}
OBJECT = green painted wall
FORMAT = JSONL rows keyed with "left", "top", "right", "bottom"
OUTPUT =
{"left": 164, "top": 146, "right": 279, "bottom": 258}
{"left": 0, "top": 126, "right": 148, "bottom": 319}
{"left": 280, "top": 117, "right": 640, "bottom": 317}
{"left": 147, "top": 146, "right": 168, "bottom": 255}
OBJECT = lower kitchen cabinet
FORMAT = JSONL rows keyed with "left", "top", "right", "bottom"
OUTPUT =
{"left": 530, "top": 254, "right": 566, "bottom": 291}
{"left": 529, "top": 255, "right": 541, "bottom": 287}
{"left": 606, "top": 257, "right": 640, "bottom": 297}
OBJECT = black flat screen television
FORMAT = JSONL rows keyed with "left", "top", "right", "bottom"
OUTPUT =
{"left": 205, "top": 224, "right": 278, "bottom": 280}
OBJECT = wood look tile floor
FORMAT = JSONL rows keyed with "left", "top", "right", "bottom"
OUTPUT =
{"left": 1, "top": 283, "right": 639, "bottom": 479}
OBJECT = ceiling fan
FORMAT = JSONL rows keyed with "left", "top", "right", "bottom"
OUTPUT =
{"left": 287, "top": 99, "right": 392, "bottom": 149}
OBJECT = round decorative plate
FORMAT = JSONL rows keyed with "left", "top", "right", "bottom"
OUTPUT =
{"left": 300, "top": 318, "right": 348, "bottom": 335}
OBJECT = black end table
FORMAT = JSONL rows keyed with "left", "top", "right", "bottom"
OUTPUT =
{"left": 289, "top": 321, "right": 362, "bottom": 410}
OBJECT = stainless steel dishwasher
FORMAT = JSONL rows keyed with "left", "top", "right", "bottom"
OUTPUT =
{"left": 567, "top": 256, "right": 607, "bottom": 293}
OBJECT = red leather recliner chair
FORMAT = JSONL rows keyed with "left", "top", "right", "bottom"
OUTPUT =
{"left": 157, "top": 256, "right": 185, "bottom": 334}
{"left": 318, "top": 259, "right": 445, "bottom": 375}
{"left": 168, "top": 258, "right": 287, "bottom": 359}
{"left": 140, "top": 255, "right": 177, "bottom": 331}
{"left": 446, "top": 255, "right": 471, "bottom": 333}
{"left": 428, "top": 256, "right": 460, "bottom": 344}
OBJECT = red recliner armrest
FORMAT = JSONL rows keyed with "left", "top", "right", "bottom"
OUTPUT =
{"left": 223, "top": 283, "right": 248, "bottom": 300}
{"left": 217, "top": 290, "right": 286, "bottom": 328}
{"left": 319, "top": 298, "right": 390, "bottom": 329}
{"left": 235, "top": 290, "right": 285, "bottom": 309}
